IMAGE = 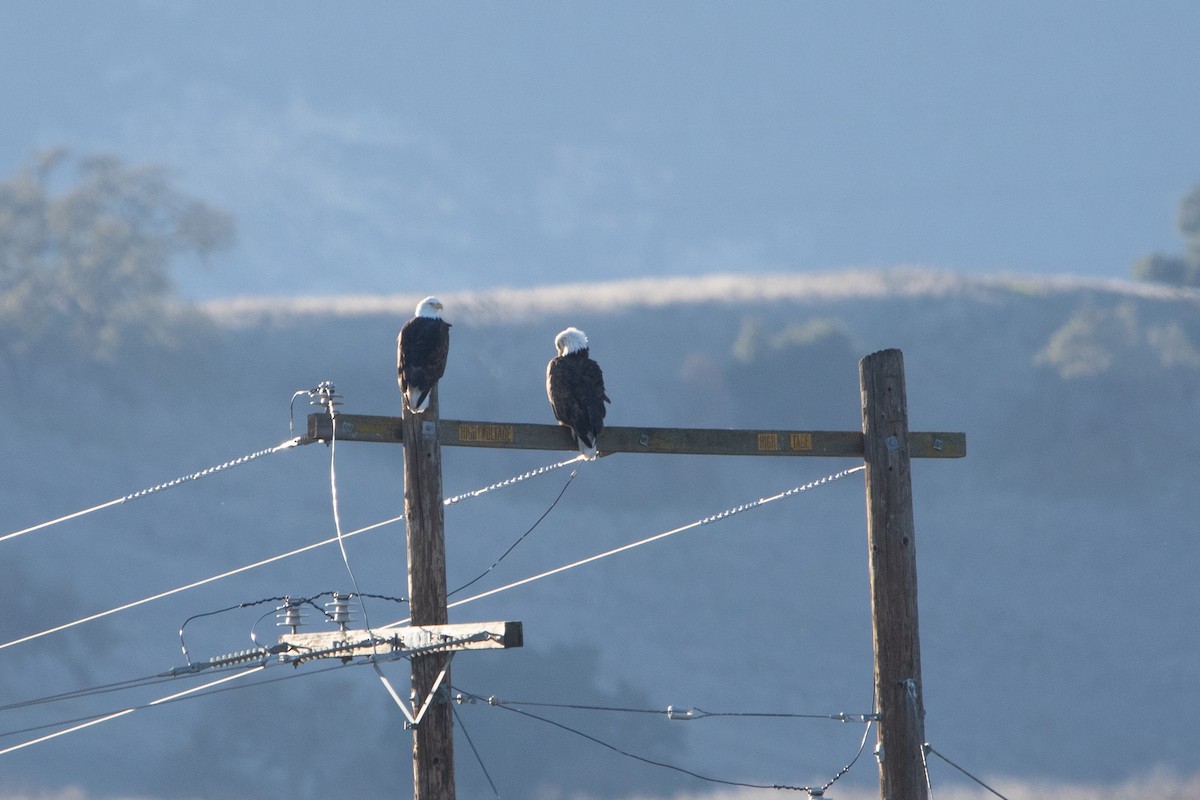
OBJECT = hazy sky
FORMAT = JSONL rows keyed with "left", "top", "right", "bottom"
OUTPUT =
{"left": 3, "top": 2, "right": 1199, "bottom": 298}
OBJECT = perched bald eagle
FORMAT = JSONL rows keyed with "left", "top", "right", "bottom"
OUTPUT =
{"left": 397, "top": 296, "right": 451, "bottom": 414}
{"left": 546, "top": 327, "right": 610, "bottom": 459}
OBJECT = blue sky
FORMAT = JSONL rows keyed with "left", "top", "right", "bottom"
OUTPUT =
{"left": 3, "top": 1, "right": 1199, "bottom": 297}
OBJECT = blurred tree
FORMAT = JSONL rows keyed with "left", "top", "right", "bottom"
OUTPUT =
{"left": 1034, "top": 304, "right": 1140, "bottom": 379}
{"left": 1025, "top": 301, "right": 1200, "bottom": 492}
{"left": 1034, "top": 302, "right": 1200, "bottom": 380}
{"left": 725, "top": 315, "right": 859, "bottom": 427}
{"left": 1133, "top": 184, "right": 1200, "bottom": 287}
{"left": 0, "top": 150, "right": 235, "bottom": 367}
{"left": 1131, "top": 252, "right": 1193, "bottom": 286}
{"left": 1178, "top": 184, "right": 1200, "bottom": 265}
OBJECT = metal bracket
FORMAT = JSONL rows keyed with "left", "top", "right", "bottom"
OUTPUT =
{"left": 377, "top": 653, "right": 455, "bottom": 729}
{"left": 407, "top": 655, "right": 454, "bottom": 729}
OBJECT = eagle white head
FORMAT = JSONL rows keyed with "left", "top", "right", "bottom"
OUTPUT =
{"left": 555, "top": 327, "right": 589, "bottom": 356}
{"left": 415, "top": 296, "right": 444, "bottom": 318}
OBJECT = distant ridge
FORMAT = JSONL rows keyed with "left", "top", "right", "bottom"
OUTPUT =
{"left": 199, "top": 267, "right": 1200, "bottom": 327}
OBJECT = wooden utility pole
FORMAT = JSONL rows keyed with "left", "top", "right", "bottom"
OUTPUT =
{"left": 860, "top": 349, "right": 928, "bottom": 800}
{"left": 302, "top": 347, "right": 962, "bottom": 800}
{"left": 401, "top": 387, "right": 455, "bottom": 800}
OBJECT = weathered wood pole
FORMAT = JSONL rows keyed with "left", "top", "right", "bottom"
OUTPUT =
{"left": 401, "top": 386, "right": 456, "bottom": 800}
{"left": 859, "top": 349, "right": 928, "bottom": 800}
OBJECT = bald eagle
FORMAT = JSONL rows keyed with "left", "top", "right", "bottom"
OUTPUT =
{"left": 546, "top": 327, "right": 610, "bottom": 459}
{"left": 397, "top": 296, "right": 451, "bottom": 414}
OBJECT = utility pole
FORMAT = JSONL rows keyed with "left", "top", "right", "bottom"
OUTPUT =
{"left": 402, "top": 387, "right": 455, "bottom": 800}
{"left": 302, "top": 347, "right": 961, "bottom": 800}
{"left": 860, "top": 348, "right": 928, "bottom": 800}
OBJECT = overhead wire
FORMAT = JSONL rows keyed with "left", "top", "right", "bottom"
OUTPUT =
{"left": 461, "top": 696, "right": 875, "bottom": 723}
{"left": 0, "top": 666, "right": 266, "bottom": 757}
{"left": 814, "top": 700, "right": 875, "bottom": 795}
{"left": 0, "top": 373, "right": 887, "bottom": 796}
{"left": 455, "top": 687, "right": 877, "bottom": 796}
{"left": 322, "top": 399, "right": 405, "bottom": 707}
{"left": 324, "top": 403, "right": 373, "bottom": 630}
{"left": 449, "top": 463, "right": 581, "bottom": 598}
{"left": 0, "top": 630, "right": 879, "bottom": 787}
{"left": 0, "top": 515, "right": 402, "bottom": 653}
{"left": 464, "top": 689, "right": 815, "bottom": 793}
{"left": 0, "top": 384, "right": 341, "bottom": 546}
{"left": 0, "top": 628, "right": 432, "bottom": 748}
{"left": 0, "top": 447, "right": 867, "bottom": 785}
{"left": 0, "top": 671, "right": 200, "bottom": 716}
{"left": 0, "top": 430, "right": 586, "bottom": 750}
{"left": 0, "top": 385, "right": 874, "bottom": 778}
{"left": 451, "top": 700, "right": 501, "bottom": 798}
{"left": 0, "top": 653, "right": 382, "bottom": 753}
{"left": 0, "top": 437, "right": 306, "bottom": 546}
{"left": 442, "top": 453, "right": 584, "bottom": 506}
{"left": 515, "top": 703, "right": 790, "bottom": 790}
{"left": 924, "top": 743, "right": 1011, "bottom": 800}
{"left": 380, "top": 464, "right": 867, "bottom": 628}
{"left": 0, "top": 439, "right": 594, "bottom": 654}
{"left": 178, "top": 596, "right": 294, "bottom": 666}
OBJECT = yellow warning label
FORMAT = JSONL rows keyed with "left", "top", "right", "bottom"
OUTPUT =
{"left": 458, "top": 424, "right": 515, "bottom": 444}
{"left": 757, "top": 433, "right": 780, "bottom": 451}
{"left": 790, "top": 433, "right": 814, "bottom": 451}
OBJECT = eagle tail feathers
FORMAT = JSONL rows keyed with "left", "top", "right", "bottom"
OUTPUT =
{"left": 404, "top": 387, "right": 433, "bottom": 414}
{"left": 575, "top": 432, "right": 598, "bottom": 460}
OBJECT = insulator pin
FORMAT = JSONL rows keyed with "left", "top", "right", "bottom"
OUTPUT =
{"left": 326, "top": 593, "right": 353, "bottom": 630}
{"left": 276, "top": 597, "right": 304, "bottom": 634}
{"left": 311, "top": 381, "right": 343, "bottom": 412}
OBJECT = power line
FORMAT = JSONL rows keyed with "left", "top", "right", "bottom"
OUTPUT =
{"left": 460, "top": 694, "right": 876, "bottom": 724}
{"left": 449, "top": 464, "right": 581, "bottom": 598}
{"left": 380, "top": 464, "right": 867, "bottom": 628}
{"left": 818, "top": 705, "right": 875, "bottom": 796}
{"left": 0, "top": 653, "right": 380, "bottom": 754}
{"left": 5, "top": 459, "right": 859, "bottom": 657}
{"left": 0, "top": 451, "right": 867, "bottom": 776}
{"left": 0, "top": 453, "right": 604, "bottom": 654}
{"left": 0, "top": 671, "right": 194, "bottom": 716}
{"left": 443, "top": 453, "right": 584, "bottom": 506}
{"left": 0, "top": 458, "right": 866, "bottom": 756}
{"left": 326, "top": 407, "right": 373, "bottom": 629}
{"left": 924, "top": 743, "right": 1011, "bottom": 800}
{"left": 455, "top": 688, "right": 878, "bottom": 796}
{"left": 481, "top": 696, "right": 800, "bottom": 791}
{"left": 322, "top": 402, "right": 414, "bottom": 711}
{"left": 451, "top": 700, "right": 501, "bottom": 798}
{"left": 0, "top": 629, "right": 509, "bottom": 756}
{"left": 0, "top": 515, "right": 400, "bottom": 653}
{"left": 0, "top": 437, "right": 307, "bottom": 546}
{"left": 459, "top": 684, "right": 872, "bottom": 795}
{"left": 0, "top": 666, "right": 265, "bottom": 757}
{"left": 178, "top": 596, "right": 295, "bottom": 665}
{"left": 0, "top": 615, "right": 879, "bottom": 788}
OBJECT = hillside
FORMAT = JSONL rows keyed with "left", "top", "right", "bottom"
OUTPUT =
{"left": 2, "top": 268, "right": 1198, "bottom": 799}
